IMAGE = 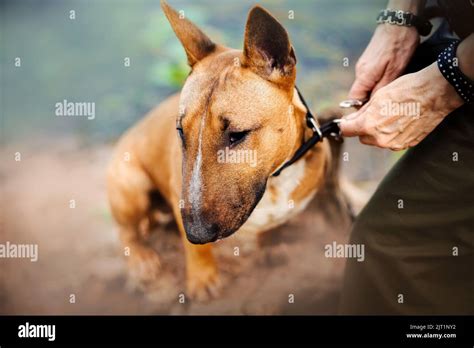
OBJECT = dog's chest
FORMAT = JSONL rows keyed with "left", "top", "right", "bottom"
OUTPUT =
{"left": 240, "top": 159, "right": 317, "bottom": 234}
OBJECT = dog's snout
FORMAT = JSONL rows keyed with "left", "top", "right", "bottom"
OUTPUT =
{"left": 184, "top": 222, "right": 220, "bottom": 244}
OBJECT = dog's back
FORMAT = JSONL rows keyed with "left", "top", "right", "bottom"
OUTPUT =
{"left": 107, "top": 93, "right": 181, "bottom": 228}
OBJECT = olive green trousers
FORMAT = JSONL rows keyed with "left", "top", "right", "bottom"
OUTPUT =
{"left": 339, "top": 103, "right": 474, "bottom": 314}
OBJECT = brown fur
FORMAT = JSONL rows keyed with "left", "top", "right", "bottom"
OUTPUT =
{"left": 107, "top": 1, "right": 329, "bottom": 300}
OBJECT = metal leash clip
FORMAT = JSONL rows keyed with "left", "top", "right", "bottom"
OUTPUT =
{"left": 339, "top": 98, "right": 368, "bottom": 109}
{"left": 272, "top": 93, "right": 366, "bottom": 176}
{"left": 322, "top": 98, "right": 369, "bottom": 141}
{"left": 320, "top": 118, "right": 342, "bottom": 141}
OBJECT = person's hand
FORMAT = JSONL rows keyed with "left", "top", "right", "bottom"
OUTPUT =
{"left": 349, "top": 24, "right": 419, "bottom": 100}
{"left": 340, "top": 62, "right": 464, "bottom": 150}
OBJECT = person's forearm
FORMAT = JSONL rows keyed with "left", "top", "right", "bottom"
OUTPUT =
{"left": 386, "top": 0, "right": 426, "bottom": 14}
{"left": 457, "top": 33, "right": 474, "bottom": 80}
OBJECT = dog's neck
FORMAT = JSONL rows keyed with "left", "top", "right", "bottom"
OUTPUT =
{"left": 290, "top": 87, "right": 315, "bottom": 155}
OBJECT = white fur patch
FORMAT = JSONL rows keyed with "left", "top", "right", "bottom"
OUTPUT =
{"left": 189, "top": 112, "right": 207, "bottom": 223}
{"left": 240, "top": 159, "right": 317, "bottom": 234}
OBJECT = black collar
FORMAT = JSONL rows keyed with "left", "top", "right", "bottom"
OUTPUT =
{"left": 272, "top": 86, "right": 341, "bottom": 177}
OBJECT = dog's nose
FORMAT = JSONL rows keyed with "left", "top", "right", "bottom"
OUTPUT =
{"left": 184, "top": 222, "right": 220, "bottom": 244}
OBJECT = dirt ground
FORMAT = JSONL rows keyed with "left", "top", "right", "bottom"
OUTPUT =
{"left": 0, "top": 138, "right": 375, "bottom": 315}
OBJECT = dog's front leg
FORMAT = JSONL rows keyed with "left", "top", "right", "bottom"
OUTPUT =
{"left": 172, "top": 206, "right": 222, "bottom": 301}
{"left": 107, "top": 162, "right": 162, "bottom": 286}
{"left": 119, "top": 225, "right": 162, "bottom": 284}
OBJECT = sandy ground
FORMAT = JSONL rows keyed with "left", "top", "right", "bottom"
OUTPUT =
{"left": 0, "top": 138, "right": 376, "bottom": 315}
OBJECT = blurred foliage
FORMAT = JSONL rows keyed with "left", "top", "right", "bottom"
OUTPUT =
{"left": 1, "top": 0, "right": 384, "bottom": 144}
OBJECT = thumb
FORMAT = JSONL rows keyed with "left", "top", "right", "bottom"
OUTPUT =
{"left": 348, "top": 78, "right": 372, "bottom": 100}
{"left": 339, "top": 111, "right": 365, "bottom": 137}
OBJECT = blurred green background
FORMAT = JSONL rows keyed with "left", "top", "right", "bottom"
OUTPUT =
{"left": 1, "top": 0, "right": 385, "bottom": 145}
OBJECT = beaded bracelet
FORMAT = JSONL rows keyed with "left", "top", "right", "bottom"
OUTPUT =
{"left": 437, "top": 40, "right": 473, "bottom": 104}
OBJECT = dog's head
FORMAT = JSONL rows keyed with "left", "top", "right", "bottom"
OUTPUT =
{"left": 162, "top": 1, "right": 306, "bottom": 244}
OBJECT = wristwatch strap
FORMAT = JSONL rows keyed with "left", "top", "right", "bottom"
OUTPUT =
{"left": 376, "top": 9, "right": 432, "bottom": 36}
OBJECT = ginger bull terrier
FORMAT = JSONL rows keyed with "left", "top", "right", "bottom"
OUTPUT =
{"left": 107, "top": 1, "right": 340, "bottom": 301}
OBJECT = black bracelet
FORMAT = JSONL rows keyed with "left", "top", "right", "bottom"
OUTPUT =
{"left": 376, "top": 9, "right": 432, "bottom": 36}
{"left": 437, "top": 41, "right": 473, "bottom": 104}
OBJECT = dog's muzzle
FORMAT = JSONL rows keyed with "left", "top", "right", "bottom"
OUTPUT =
{"left": 183, "top": 220, "right": 221, "bottom": 244}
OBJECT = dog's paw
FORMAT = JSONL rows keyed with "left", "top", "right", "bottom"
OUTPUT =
{"left": 186, "top": 266, "right": 222, "bottom": 302}
{"left": 127, "top": 246, "right": 162, "bottom": 284}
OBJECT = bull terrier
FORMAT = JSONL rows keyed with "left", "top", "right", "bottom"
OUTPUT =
{"left": 107, "top": 1, "right": 335, "bottom": 301}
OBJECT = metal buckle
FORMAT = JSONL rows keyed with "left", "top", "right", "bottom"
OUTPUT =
{"left": 308, "top": 116, "right": 322, "bottom": 138}
{"left": 377, "top": 9, "right": 388, "bottom": 23}
{"left": 388, "top": 13, "right": 397, "bottom": 25}
{"left": 331, "top": 119, "right": 342, "bottom": 140}
{"left": 396, "top": 10, "right": 406, "bottom": 25}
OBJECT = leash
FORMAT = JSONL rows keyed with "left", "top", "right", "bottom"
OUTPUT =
{"left": 272, "top": 87, "right": 365, "bottom": 177}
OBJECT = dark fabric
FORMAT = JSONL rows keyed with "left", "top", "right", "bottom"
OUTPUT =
{"left": 437, "top": 0, "right": 474, "bottom": 39}
{"left": 339, "top": 21, "right": 474, "bottom": 314}
{"left": 339, "top": 103, "right": 474, "bottom": 314}
{"left": 405, "top": 20, "right": 457, "bottom": 74}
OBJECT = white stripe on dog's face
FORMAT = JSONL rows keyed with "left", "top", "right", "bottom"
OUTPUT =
{"left": 189, "top": 111, "right": 207, "bottom": 224}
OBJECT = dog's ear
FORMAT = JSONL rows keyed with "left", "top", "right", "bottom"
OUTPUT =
{"left": 161, "top": 0, "right": 216, "bottom": 67}
{"left": 243, "top": 6, "right": 296, "bottom": 88}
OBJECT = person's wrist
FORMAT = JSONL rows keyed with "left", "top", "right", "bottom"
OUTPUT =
{"left": 375, "top": 22, "right": 419, "bottom": 47}
{"left": 379, "top": 1, "right": 430, "bottom": 36}
{"left": 427, "top": 62, "right": 464, "bottom": 110}
{"left": 376, "top": 10, "right": 430, "bottom": 36}
{"left": 379, "top": 21, "right": 418, "bottom": 36}
{"left": 457, "top": 36, "right": 474, "bottom": 80}
{"left": 437, "top": 41, "right": 473, "bottom": 104}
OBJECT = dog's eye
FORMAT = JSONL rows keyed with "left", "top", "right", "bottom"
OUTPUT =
{"left": 176, "top": 127, "right": 185, "bottom": 142}
{"left": 229, "top": 130, "right": 249, "bottom": 147}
